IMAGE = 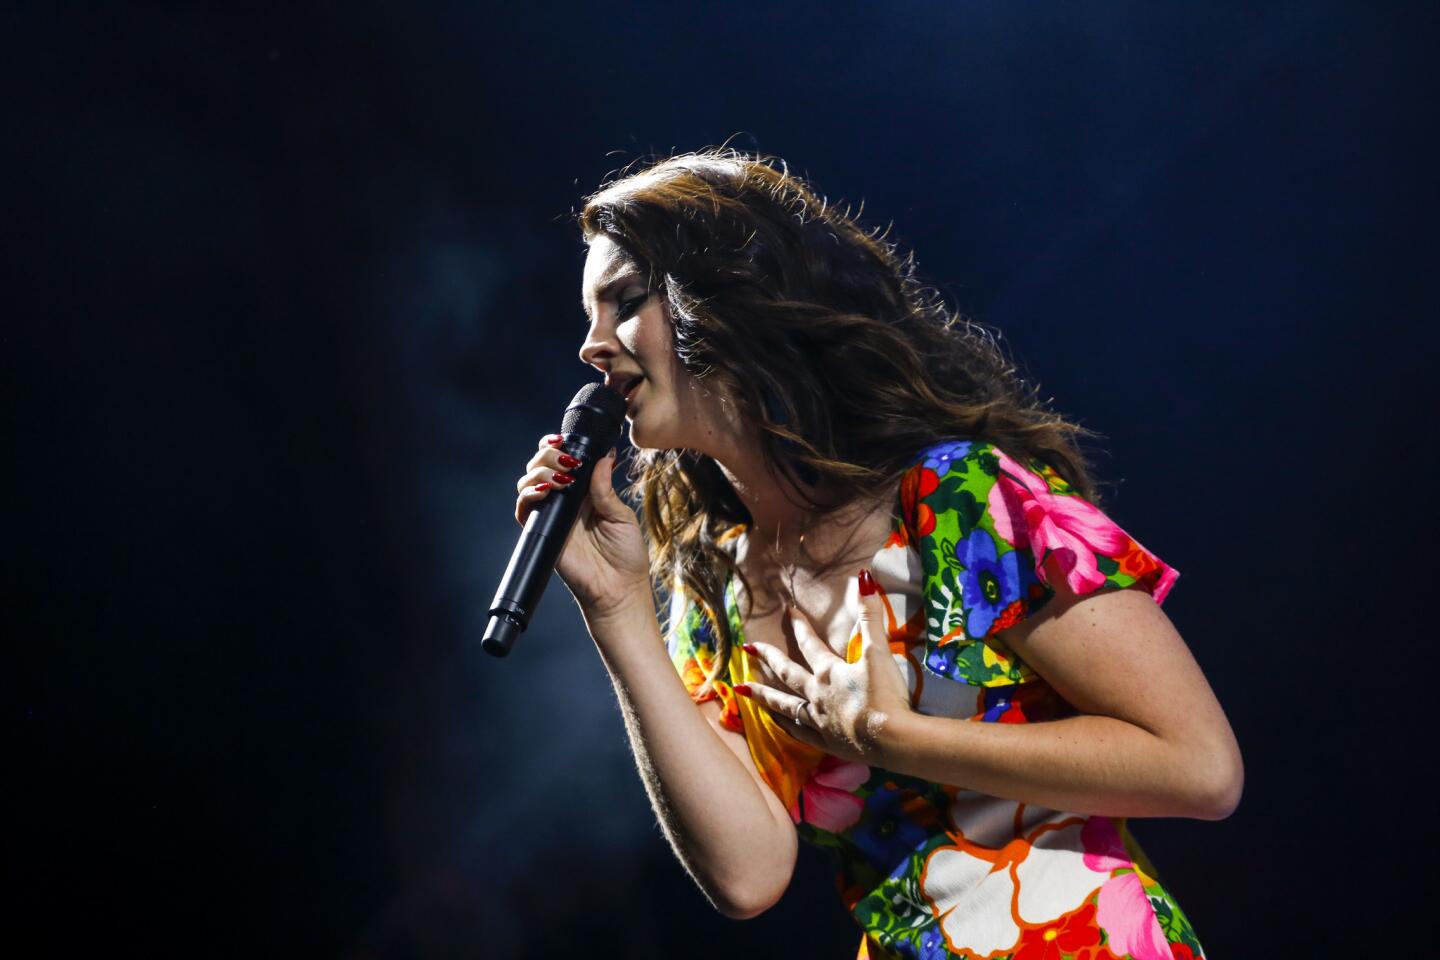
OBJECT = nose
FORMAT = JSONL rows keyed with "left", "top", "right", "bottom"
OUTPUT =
{"left": 578, "top": 323, "right": 620, "bottom": 373}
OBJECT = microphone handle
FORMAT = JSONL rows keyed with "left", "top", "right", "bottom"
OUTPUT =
{"left": 481, "top": 435, "right": 609, "bottom": 657}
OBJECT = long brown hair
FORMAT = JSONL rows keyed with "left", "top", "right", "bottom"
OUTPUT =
{"left": 576, "top": 147, "right": 1098, "bottom": 691}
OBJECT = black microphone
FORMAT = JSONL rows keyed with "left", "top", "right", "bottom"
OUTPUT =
{"left": 481, "top": 382, "right": 628, "bottom": 657}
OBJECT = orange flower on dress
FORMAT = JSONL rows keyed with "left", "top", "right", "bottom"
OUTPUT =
{"left": 679, "top": 656, "right": 714, "bottom": 700}
{"left": 1116, "top": 538, "right": 1160, "bottom": 580}
{"left": 712, "top": 680, "right": 743, "bottom": 732}
{"left": 988, "top": 598, "right": 1027, "bottom": 634}
{"left": 900, "top": 464, "right": 940, "bottom": 538}
{"left": 680, "top": 656, "right": 744, "bottom": 731}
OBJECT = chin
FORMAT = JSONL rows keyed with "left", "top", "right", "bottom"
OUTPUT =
{"left": 626, "top": 411, "right": 677, "bottom": 452}
{"left": 627, "top": 423, "right": 658, "bottom": 451}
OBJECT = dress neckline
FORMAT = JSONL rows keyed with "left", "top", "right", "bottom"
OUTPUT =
{"left": 720, "top": 503, "right": 905, "bottom": 635}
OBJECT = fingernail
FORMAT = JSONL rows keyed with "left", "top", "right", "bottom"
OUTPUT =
{"left": 732, "top": 684, "right": 753, "bottom": 697}
{"left": 858, "top": 568, "right": 877, "bottom": 597}
{"left": 557, "top": 453, "right": 582, "bottom": 469}
{"left": 741, "top": 643, "right": 759, "bottom": 655}
{"left": 535, "top": 482, "right": 551, "bottom": 492}
{"left": 553, "top": 471, "right": 575, "bottom": 485}
{"left": 545, "top": 434, "right": 564, "bottom": 447}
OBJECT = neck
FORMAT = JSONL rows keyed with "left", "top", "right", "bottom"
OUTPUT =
{"left": 679, "top": 387, "right": 815, "bottom": 544}
{"left": 682, "top": 392, "right": 890, "bottom": 575}
{"left": 704, "top": 428, "right": 888, "bottom": 578}
{"left": 713, "top": 441, "right": 813, "bottom": 548}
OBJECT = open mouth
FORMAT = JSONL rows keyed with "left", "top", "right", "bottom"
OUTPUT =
{"left": 621, "top": 375, "right": 644, "bottom": 407}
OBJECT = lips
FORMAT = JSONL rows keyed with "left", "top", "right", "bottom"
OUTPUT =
{"left": 622, "top": 376, "right": 644, "bottom": 409}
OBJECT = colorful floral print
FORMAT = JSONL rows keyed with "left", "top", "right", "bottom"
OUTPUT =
{"left": 792, "top": 756, "right": 870, "bottom": 831}
{"left": 1011, "top": 902, "right": 1103, "bottom": 960}
{"left": 663, "top": 440, "right": 1202, "bottom": 959}
{"left": 665, "top": 593, "right": 743, "bottom": 733}
{"left": 955, "top": 526, "right": 1025, "bottom": 638}
{"left": 920, "top": 802, "right": 1104, "bottom": 956}
{"left": 915, "top": 442, "right": 1176, "bottom": 688}
{"left": 984, "top": 448, "right": 1177, "bottom": 603}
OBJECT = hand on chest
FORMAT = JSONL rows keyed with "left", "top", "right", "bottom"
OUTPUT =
{"left": 729, "top": 510, "right": 896, "bottom": 665}
{"left": 736, "top": 577, "right": 861, "bottom": 665}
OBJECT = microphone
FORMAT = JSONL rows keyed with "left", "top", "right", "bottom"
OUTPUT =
{"left": 481, "top": 382, "right": 628, "bottom": 657}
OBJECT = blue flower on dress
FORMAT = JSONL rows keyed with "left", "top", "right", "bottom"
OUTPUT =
{"left": 925, "top": 647, "right": 953, "bottom": 676}
{"left": 917, "top": 925, "right": 950, "bottom": 960}
{"left": 886, "top": 926, "right": 949, "bottom": 960}
{"left": 851, "top": 784, "right": 932, "bottom": 871}
{"left": 956, "top": 528, "right": 1021, "bottom": 638}
{"left": 981, "top": 688, "right": 1012, "bottom": 723}
{"left": 922, "top": 440, "right": 972, "bottom": 476}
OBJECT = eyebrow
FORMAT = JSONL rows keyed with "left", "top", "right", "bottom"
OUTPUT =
{"left": 581, "top": 264, "right": 645, "bottom": 322}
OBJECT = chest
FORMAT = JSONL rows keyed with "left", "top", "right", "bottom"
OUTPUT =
{"left": 728, "top": 572, "right": 860, "bottom": 665}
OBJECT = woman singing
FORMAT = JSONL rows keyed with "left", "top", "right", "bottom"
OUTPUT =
{"left": 514, "top": 148, "right": 1241, "bottom": 960}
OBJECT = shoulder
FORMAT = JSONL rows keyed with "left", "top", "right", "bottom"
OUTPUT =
{"left": 902, "top": 438, "right": 1173, "bottom": 598}
{"left": 900, "top": 439, "right": 1179, "bottom": 686}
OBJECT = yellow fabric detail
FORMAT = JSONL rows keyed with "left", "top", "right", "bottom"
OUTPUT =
{"left": 1119, "top": 818, "right": 1164, "bottom": 888}
{"left": 981, "top": 642, "right": 1011, "bottom": 671}
{"left": 731, "top": 646, "right": 826, "bottom": 813}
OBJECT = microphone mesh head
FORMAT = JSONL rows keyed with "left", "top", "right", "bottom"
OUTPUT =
{"left": 560, "top": 382, "right": 627, "bottom": 449}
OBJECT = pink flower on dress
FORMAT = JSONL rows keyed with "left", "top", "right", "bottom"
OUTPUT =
{"left": 1081, "top": 817, "right": 1173, "bottom": 960}
{"left": 987, "top": 450, "right": 1144, "bottom": 598}
{"left": 789, "top": 755, "right": 869, "bottom": 831}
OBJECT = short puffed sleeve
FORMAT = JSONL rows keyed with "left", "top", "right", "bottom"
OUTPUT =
{"left": 664, "top": 576, "right": 745, "bottom": 732}
{"left": 901, "top": 439, "right": 1179, "bottom": 687}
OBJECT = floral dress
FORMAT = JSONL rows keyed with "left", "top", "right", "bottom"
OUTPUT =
{"left": 666, "top": 440, "right": 1208, "bottom": 960}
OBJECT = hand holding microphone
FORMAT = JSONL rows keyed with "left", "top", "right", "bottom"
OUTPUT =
{"left": 483, "top": 383, "right": 652, "bottom": 656}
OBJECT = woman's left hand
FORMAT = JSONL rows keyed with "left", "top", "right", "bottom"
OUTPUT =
{"left": 735, "top": 571, "right": 914, "bottom": 764}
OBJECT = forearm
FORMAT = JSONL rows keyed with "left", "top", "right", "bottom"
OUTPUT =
{"left": 879, "top": 709, "right": 1238, "bottom": 820}
{"left": 584, "top": 598, "right": 796, "bottom": 916}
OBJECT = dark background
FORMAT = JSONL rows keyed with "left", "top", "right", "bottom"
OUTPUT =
{"left": 10, "top": 2, "right": 1434, "bottom": 956}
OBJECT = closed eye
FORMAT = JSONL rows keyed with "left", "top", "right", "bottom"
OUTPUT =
{"left": 615, "top": 291, "right": 651, "bottom": 321}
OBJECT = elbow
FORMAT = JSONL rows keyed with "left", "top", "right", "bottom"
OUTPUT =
{"left": 1207, "top": 761, "right": 1245, "bottom": 821}
{"left": 710, "top": 861, "right": 794, "bottom": 920}
{"left": 1189, "top": 742, "right": 1245, "bottom": 821}
{"left": 713, "top": 883, "right": 786, "bottom": 921}
{"left": 708, "top": 829, "right": 796, "bottom": 920}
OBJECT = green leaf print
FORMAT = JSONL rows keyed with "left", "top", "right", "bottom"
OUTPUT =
{"left": 851, "top": 854, "right": 936, "bottom": 957}
{"left": 925, "top": 569, "right": 955, "bottom": 633}
{"left": 927, "top": 469, "right": 981, "bottom": 523}
{"left": 940, "top": 537, "right": 961, "bottom": 572}
{"left": 1150, "top": 893, "right": 1206, "bottom": 956}
{"left": 1151, "top": 895, "right": 1177, "bottom": 932}
{"left": 932, "top": 567, "right": 963, "bottom": 637}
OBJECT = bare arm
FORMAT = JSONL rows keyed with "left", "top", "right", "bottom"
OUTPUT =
{"left": 514, "top": 438, "right": 797, "bottom": 918}
{"left": 878, "top": 576, "right": 1244, "bottom": 820}
{"left": 744, "top": 570, "right": 1243, "bottom": 821}
{"left": 583, "top": 596, "right": 799, "bottom": 918}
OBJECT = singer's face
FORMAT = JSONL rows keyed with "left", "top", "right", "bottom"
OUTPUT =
{"left": 580, "top": 236, "right": 726, "bottom": 451}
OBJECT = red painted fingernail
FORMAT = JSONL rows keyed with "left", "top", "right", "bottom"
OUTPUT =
{"left": 732, "top": 684, "right": 753, "bottom": 697}
{"left": 858, "top": 568, "right": 877, "bottom": 596}
{"left": 546, "top": 435, "right": 565, "bottom": 447}
{"left": 552, "top": 471, "right": 575, "bottom": 484}
{"left": 741, "top": 643, "right": 759, "bottom": 655}
{"left": 557, "top": 453, "right": 581, "bottom": 469}
{"left": 535, "top": 482, "right": 552, "bottom": 492}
